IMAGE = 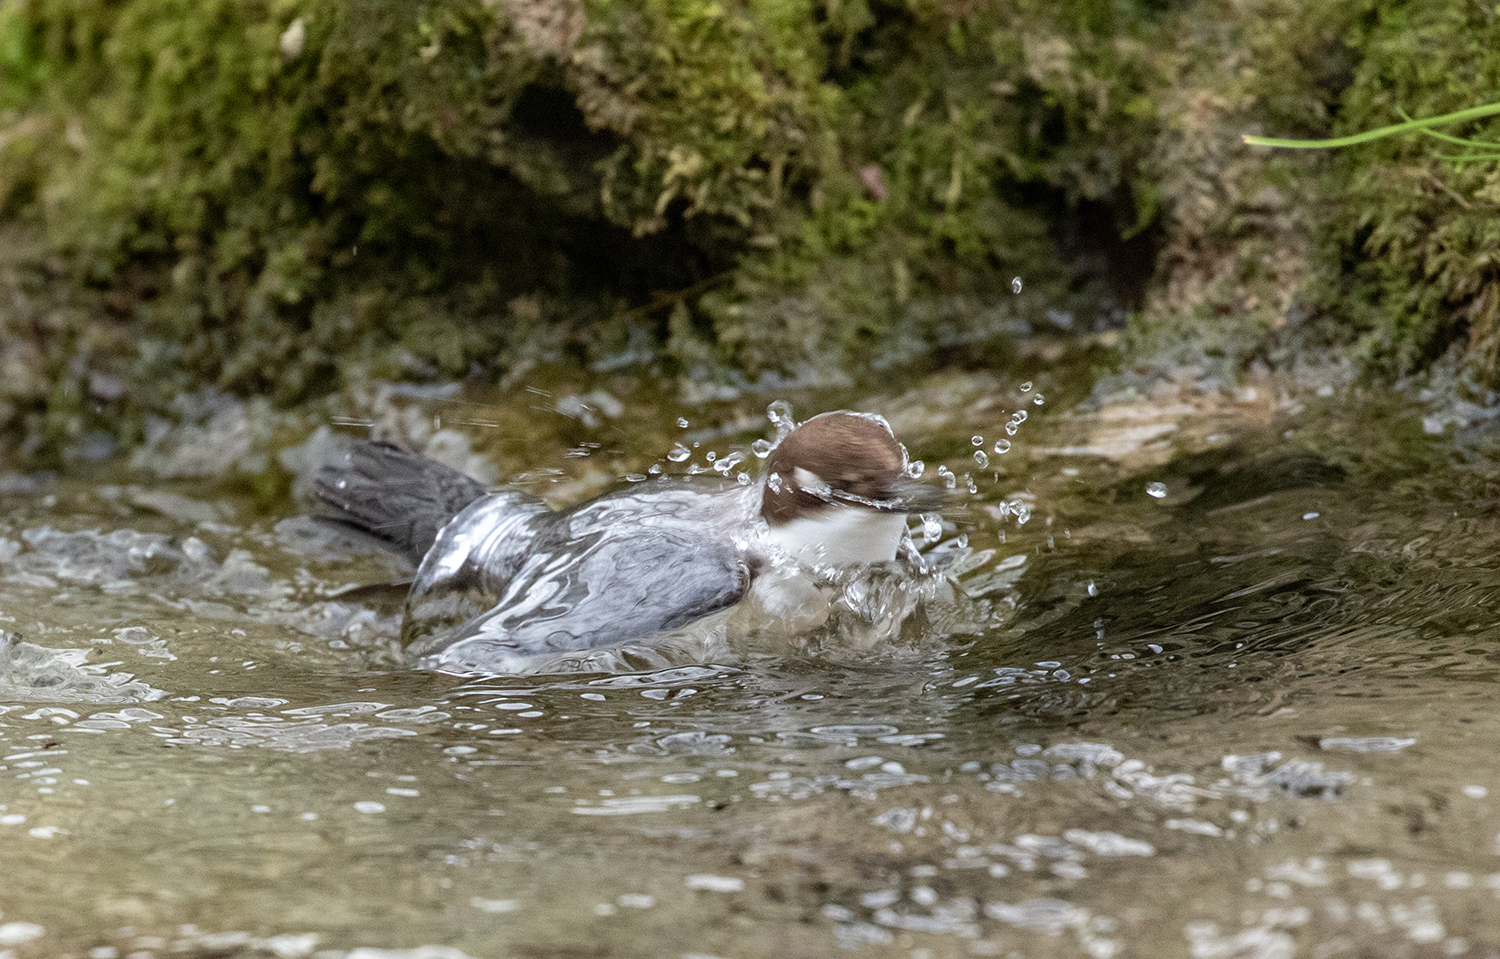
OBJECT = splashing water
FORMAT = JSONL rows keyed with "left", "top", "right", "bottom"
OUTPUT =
{"left": 920, "top": 513, "right": 943, "bottom": 544}
{"left": 766, "top": 400, "right": 796, "bottom": 440}
{"left": 714, "top": 451, "right": 747, "bottom": 474}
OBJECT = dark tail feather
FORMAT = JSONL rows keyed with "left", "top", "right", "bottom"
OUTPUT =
{"left": 313, "top": 441, "right": 489, "bottom": 564}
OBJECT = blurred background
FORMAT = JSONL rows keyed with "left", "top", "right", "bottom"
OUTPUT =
{"left": 0, "top": 0, "right": 1497, "bottom": 473}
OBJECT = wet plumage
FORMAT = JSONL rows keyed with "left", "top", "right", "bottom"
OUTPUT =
{"left": 314, "top": 412, "right": 938, "bottom": 674}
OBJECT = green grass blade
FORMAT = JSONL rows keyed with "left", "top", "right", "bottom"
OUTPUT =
{"left": 1395, "top": 107, "right": 1500, "bottom": 150}
{"left": 1243, "top": 101, "right": 1500, "bottom": 149}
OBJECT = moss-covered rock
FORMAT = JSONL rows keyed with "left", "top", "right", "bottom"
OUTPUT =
{"left": 0, "top": 0, "right": 1172, "bottom": 461}
{"left": 1325, "top": 1, "right": 1500, "bottom": 376}
{"left": 1130, "top": 0, "right": 1500, "bottom": 384}
{"left": 3, "top": 0, "right": 1500, "bottom": 464}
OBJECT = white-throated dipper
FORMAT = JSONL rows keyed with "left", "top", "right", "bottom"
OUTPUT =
{"left": 315, "top": 410, "right": 942, "bottom": 674}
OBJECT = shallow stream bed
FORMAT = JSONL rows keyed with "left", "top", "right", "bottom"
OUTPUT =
{"left": 2, "top": 367, "right": 1499, "bottom": 959}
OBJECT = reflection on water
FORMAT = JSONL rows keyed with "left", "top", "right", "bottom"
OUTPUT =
{"left": 1, "top": 381, "right": 1499, "bottom": 957}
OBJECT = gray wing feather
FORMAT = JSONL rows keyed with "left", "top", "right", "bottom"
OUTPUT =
{"left": 408, "top": 527, "right": 751, "bottom": 674}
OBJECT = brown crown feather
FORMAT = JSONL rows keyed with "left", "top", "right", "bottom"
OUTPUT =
{"left": 761, "top": 412, "right": 906, "bottom": 526}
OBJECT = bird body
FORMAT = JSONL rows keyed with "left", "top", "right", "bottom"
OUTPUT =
{"left": 314, "top": 411, "right": 939, "bottom": 674}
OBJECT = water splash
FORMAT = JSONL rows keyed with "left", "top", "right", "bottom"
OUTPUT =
{"left": 767, "top": 401, "right": 796, "bottom": 441}
{"left": 714, "top": 451, "right": 747, "bottom": 474}
{"left": 920, "top": 514, "right": 943, "bottom": 545}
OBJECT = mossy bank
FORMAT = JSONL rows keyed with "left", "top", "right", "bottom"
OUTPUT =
{"left": 0, "top": 0, "right": 1498, "bottom": 464}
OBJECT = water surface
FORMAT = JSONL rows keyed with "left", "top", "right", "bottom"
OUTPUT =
{"left": 1, "top": 372, "right": 1498, "bottom": 958}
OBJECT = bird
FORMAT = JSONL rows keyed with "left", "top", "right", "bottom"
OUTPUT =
{"left": 313, "top": 410, "right": 943, "bottom": 674}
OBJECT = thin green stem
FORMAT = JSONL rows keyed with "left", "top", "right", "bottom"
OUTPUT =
{"left": 1399, "top": 107, "right": 1500, "bottom": 149}
{"left": 1439, "top": 149, "right": 1500, "bottom": 165}
{"left": 1419, "top": 128, "right": 1500, "bottom": 148}
{"left": 1242, "top": 101, "right": 1500, "bottom": 149}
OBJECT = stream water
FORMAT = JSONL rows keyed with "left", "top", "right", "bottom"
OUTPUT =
{"left": 2, "top": 364, "right": 1499, "bottom": 959}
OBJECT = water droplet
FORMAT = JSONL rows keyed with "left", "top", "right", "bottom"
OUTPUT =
{"left": 973, "top": 450, "right": 989, "bottom": 469}
{"left": 751, "top": 438, "right": 773, "bottom": 458}
{"left": 1011, "top": 277, "right": 1023, "bottom": 294}
{"left": 906, "top": 460, "right": 925, "bottom": 479}
{"left": 705, "top": 451, "right": 717, "bottom": 462}
{"left": 648, "top": 463, "right": 663, "bottom": 475}
{"left": 1146, "top": 482, "right": 1167, "bottom": 499}
{"left": 1087, "top": 580, "right": 1098, "bottom": 597}
{"left": 667, "top": 444, "right": 690, "bottom": 463}
{"left": 625, "top": 473, "right": 647, "bottom": 483}
{"left": 736, "top": 472, "right": 751, "bottom": 485}
{"left": 1019, "top": 381, "right": 1033, "bottom": 393}
{"left": 767, "top": 400, "right": 795, "bottom": 436}
{"left": 937, "top": 466, "right": 957, "bottom": 490}
{"left": 1033, "top": 394, "right": 1044, "bottom": 406}
{"left": 921, "top": 514, "right": 943, "bottom": 544}
{"left": 971, "top": 435, "right": 984, "bottom": 447}
{"left": 993, "top": 439, "right": 1011, "bottom": 455}
{"left": 676, "top": 417, "right": 690, "bottom": 429}
{"left": 965, "top": 474, "right": 978, "bottom": 494}
{"left": 1004, "top": 421, "right": 1019, "bottom": 436}
{"left": 714, "top": 450, "right": 746, "bottom": 473}
{"left": 1013, "top": 409, "right": 1028, "bottom": 424}
{"left": 1013, "top": 502, "right": 1033, "bottom": 524}
{"left": 956, "top": 533, "right": 969, "bottom": 548}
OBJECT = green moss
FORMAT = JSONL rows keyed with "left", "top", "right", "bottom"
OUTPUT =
{"left": 7, "top": 0, "right": 1500, "bottom": 463}
{"left": 0, "top": 0, "right": 1177, "bottom": 461}
{"left": 1323, "top": 1, "right": 1500, "bottom": 377}
{"left": 1127, "top": 0, "right": 1500, "bottom": 384}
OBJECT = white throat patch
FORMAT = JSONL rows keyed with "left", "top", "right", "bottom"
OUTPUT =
{"left": 764, "top": 506, "right": 907, "bottom": 567}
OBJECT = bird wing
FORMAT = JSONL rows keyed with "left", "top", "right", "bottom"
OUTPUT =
{"left": 404, "top": 525, "right": 751, "bottom": 674}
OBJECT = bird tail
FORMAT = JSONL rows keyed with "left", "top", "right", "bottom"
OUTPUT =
{"left": 313, "top": 440, "right": 490, "bottom": 564}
